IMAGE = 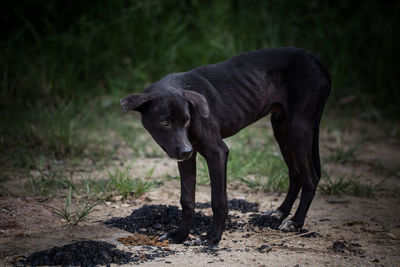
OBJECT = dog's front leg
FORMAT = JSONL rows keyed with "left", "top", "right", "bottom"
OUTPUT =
{"left": 167, "top": 152, "right": 197, "bottom": 243}
{"left": 202, "top": 141, "right": 229, "bottom": 245}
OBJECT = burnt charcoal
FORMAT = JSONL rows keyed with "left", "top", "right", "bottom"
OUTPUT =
{"left": 248, "top": 213, "right": 281, "bottom": 229}
{"left": 257, "top": 244, "right": 272, "bottom": 253}
{"left": 296, "top": 229, "right": 322, "bottom": 238}
{"left": 104, "top": 205, "right": 183, "bottom": 235}
{"left": 22, "top": 240, "right": 132, "bottom": 267}
{"left": 104, "top": 204, "right": 244, "bottom": 236}
{"left": 331, "top": 241, "right": 348, "bottom": 253}
{"left": 330, "top": 241, "right": 366, "bottom": 257}
{"left": 228, "top": 199, "right": 259, "bottom": 213}
{"left": 195, "top": 199, "right": 259, "bottom": 213}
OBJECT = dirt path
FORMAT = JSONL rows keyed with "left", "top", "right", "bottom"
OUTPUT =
{"left": 1, "top": 180, "right": 399, "bottom": 266}
{"left": 1, "top": 118, "right": 400, "bottom": 266}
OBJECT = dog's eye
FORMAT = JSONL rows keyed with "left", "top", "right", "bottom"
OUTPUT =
{"left": 161, "top": 121, "right": 170, "bottom": 127}
{"left": 185, "top": 119, "right": 190, "bottom": 127}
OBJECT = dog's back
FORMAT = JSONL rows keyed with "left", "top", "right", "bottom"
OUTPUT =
{"left": 161, "top": 47, "right": 330, "bottom": 138}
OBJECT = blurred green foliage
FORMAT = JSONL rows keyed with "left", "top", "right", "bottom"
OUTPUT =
{"left": 0, "top": 0, "right": 399, "bottom": 167}
{"left": 2, "top": 0, "right": 398, "bottom": 106}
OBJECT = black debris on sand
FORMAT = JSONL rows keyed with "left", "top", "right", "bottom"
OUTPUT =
{"left": 104, "top": 204, "right": 245, "bottom": 236}
{"left": 248, "top": 213, "right": 281, "bottom": 230}
{"left": 193, "top": 246, "right": 232, "bottom": 256}
{"left": 22, "top": 240, "right": 132, "bottom": 267}
{"left": 257, "top": 244, "right": 272, "bottom": 253}
{"left": 296, "top": 229, "right": 323, "bottom": 238}
{"left": 330, "top": 241, "right": 366, "bottom": 257}
{"left": 135, "top": 245, "right": 175, "bottom": 261}
{"left": 196, "top": 199, "right": 259, "bottom": 213}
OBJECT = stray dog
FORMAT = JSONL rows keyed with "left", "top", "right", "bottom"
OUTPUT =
{"left": 121, "top": 47, "right": 330, "bottom": 245}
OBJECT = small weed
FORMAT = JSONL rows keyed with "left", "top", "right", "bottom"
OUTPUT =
{"left": 370, "top": 161, "right": 400, "bottom": 179}
{"left": 107, "top": 168, "right": 155, "bottom": 199}
{"left": 350, "top": 180, "right": 380, "bottom": 197}
{"left": 197, "top": 157, "right": 210, "bottom": 185}
{"left": 319, "top": 172, "right": 356, "bottom": 195}
{"left": 382, "top": 221, "right": 392, "bottom": 233}
{"left": 328, "top": 140, "right": 364, "bottom": 164}
{"left": 79, "top": 167, "right": 156, "bottom": 200}
{"left": 27, "top": 169, "right": 75, "bottom": 196}
{"left": 240, "top": 167, "right": 288, "bottom": 193}
{"left": 45, "top": 187, "right": 97, "bottom": 226}
{"left": 80, "top": 175, "right": 113, "bottom": 200}
{"left": 319, "top": 170, "right": 383, "bottom": 197}
{"left": 0, "top": 178, "right": 16, "bottom": 197}
{"left": 166, "top": 174, "right": 179, "bottom": 181}
{"left": 227, "top": 146, "right": 265, "bottom": 180}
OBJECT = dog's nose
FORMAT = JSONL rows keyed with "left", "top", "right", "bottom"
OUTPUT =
{"left": 179, "top": 146, "right": 193, "bottom": 158}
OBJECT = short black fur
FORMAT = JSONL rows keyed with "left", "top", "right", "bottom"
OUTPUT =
{"left": 121, "top": 47, "right": 330, "bottom": 245}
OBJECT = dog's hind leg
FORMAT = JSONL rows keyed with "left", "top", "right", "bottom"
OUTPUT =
{"left": 166, "top": 152, "right": 197, "bottom": 243}
{"left": 265, "top": 113, "right": 301, "bottom": 222}
{"left": 278, "top": 119, "right": 320, "bottom": 231}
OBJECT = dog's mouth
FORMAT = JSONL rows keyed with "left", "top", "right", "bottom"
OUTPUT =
{"left": 169, "top": 155, "right": 191, "bottom": 162}
{"left": 171, "top": 152, "right": 193, "bottom": 162}
{"left": 160, "top": 145, "right": 192, "bottom": 162}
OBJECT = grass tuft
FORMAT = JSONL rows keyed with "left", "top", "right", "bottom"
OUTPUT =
{"left": 319, "top": 170, "right": 384, "bottom": 197}
{"left": 327, "top": 140, "right": 364, "bottom": 164}
{"left": 27, "top": 169, "right": 75, "bottom": 196}
{"left": 80, "top": 167, "right": 156, "bottom": 200}
{"left": 45, "top": 187, "right": 97, "bottom": 226}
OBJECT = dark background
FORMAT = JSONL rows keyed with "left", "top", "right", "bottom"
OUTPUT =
{"left": 1, "top": 0, "right": 399, "bottom": 167}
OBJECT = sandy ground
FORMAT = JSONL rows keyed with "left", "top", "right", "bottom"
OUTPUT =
{"left": 1, "top": 118, "right": 400, "bottom": 266}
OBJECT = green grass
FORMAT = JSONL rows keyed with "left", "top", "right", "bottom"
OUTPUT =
{"left": 45, "top": 187, "right": 97, "bottom": 226}
{"left": 196, "top": 157, "right": 210, "bottom": 186}
{"left": 1, "top": 0, "right": 398, "bottom": 182}
{"left": 1, "top": 1, "right": 398, "bottom": 208}
{"left": 26, "top": 101, "right": 87, "bottom": 156}
{"left": 327, "top": 140, "right": 364, "bottom": 164}
{"left": 195, "top": 127, "right": 288, "bottom": 192}
{"left": 382, "top": 221, "right": 392, "bottom": 233}
{"left": 2, "top": 1, "right": 398, "bottom": 114}
{"left": 107, "top": 168, "right": 155, "bottom": 199}
{"left": 319, "top": 170, "right": 384, "bottom": 197}
{"left": 80, "top": 167, "right": 157, "bottom": 200}
{"left": 27, "top": 169, "right": 75, "bottom": 196}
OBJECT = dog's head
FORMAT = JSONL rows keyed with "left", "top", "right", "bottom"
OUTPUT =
{"left": 120, "top": 90, "right": 209, "bottom": 161}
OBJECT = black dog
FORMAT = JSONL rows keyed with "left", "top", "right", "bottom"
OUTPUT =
{"left": 120, "top": 47, "right": 330, "bottom": 245}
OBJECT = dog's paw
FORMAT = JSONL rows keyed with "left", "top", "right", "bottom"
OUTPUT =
{"left": 161, "top": 229, "right": 188, "bottom": 244}
{"left": 278, "top": 218, "right": 300, "bottom": 232}
{"left": 201, "top": 235, "right": 221, "bottom": 246}
{"left": 263, "top": 209, "right": 285, "bottom": 220}
{"left": 200, "top": 229, "right": 222, "bottom": 246}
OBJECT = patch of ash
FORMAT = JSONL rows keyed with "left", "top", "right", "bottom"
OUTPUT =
{"left": 296, "top": 229, "right": 323, "bottom": 238}
{"left": 134, "top": 245, "right": 175, "bottom": 261}
{"left": 104, "top": 204, "right": 245, "bottom": 236}
{"left": 195, "top": 199, "right": 259, "bottom": 213}
{"left": 193, "top": 245, "right": 232, "bottom": 256}
{"left": 257, "top": 244, "right": 272, "bottom": 253}
{"left": 21, "top": 240, "right": 132, "bottom": 267}
{"left": 248, "top": 213, "right": 281, "bottom": 229}
{"left": 330, "top": 241, "right": 366, "bottom": 257}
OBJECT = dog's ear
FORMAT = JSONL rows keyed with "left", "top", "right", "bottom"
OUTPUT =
{"left": 182, "top": 90, "right": 209, "bottom": 118}
{"left": 120, "top": 93, "right": 154, "bottom": 114}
